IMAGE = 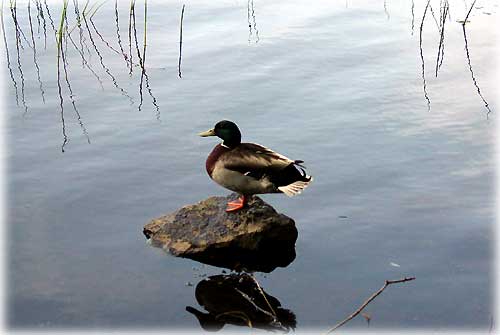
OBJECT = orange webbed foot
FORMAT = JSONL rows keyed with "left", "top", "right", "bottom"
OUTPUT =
{"left": 225, "top": 195, "right": 247, "bottom": 212}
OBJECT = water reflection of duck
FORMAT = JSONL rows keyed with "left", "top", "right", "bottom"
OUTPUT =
{"left": 186, "top": 273, "right": 296, "bottom": 332}
{"left": 199, "top": 120, "right": 313, "bottom": 212}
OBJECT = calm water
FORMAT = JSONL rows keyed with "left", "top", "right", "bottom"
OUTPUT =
{"left": 4, "top": 0, "right": 497, "bottom": 331}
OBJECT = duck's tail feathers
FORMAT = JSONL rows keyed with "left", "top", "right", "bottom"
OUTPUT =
{"left": 278, "top": 178, "right": 313, "bottom": 197}
{"left": 294, "top": 160, "right": 307, "bottom": 169}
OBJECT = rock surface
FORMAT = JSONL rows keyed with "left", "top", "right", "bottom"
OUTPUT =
{"left": 143, "top": 193, "right": 297, "bottom": 272}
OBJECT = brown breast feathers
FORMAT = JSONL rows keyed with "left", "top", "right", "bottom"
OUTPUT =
{"left": 206, "top": 144, "right": 230, "bottom": 177}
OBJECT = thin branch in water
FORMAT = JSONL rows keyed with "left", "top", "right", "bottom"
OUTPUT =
{"left": 10, "top": 0, "right": 28, "bottom": 113}
{"left": 131, "top": 1, "right": 145, "bottom": 110}
{"left": 435, "top": 0, "right": 448, "bottom": 77}
{"left": 144, "top": 71, "right": 160, "bottom": 118}
{"left": 43, "top": 0, "right": 57, "bottom": 33}
{"left": 411, "top": 0, "right": 415, "bottom": 35}
{"left": 57, "top": 0, "right": 69, "bottom": 152}
{"left": 128, "top": 0, "right": 134, "bottom": 75}
{"left": 326, "top": 277, "right": 416, "bottom": 333}
{"left": 419, "top": 0, "right": 431, "bottom": 112}
{"left": 178, "top": 4, "right": 185, "bottom": 78}
{"left": 36, "top": 0, "right": 47, "bottom": 49}
{"left": 136, "top": 0, "right": 146, "bottom": 110}
{"left": 131, "top": 1, "right": 159, "bottom": 115}
{"left": 142, "top": 0, "right": 147, "bottom": 67}
{"left": 89, "top": 16, "right": 122, "bottom": 55}
{"left": 250, "top": 274, "right": 277, "bottom": 317}
{"left": 28, "top": 0, "right": 46, "bottom": 103}
{"left": 66, "top": 30, "right": 104, "bottom": 90}
{"left": 34, "top": 0, "right": 41, "bottom": 34}
{"left": 250, "top": 0, "right": 259, "bottom": 43}
{"left": 461, "top": 0, "right": 492, "bottom": 118}
{"left": 82, "top": 9, "right": 134, "bottom": 105}
{"left": 10, "top": 0, "right": 33, "bottom": 50}
{"left": 72, "top": 0, "right": 86, "bottom": 67}
{"left": 383, "top": 0, "right": 390, "bottom": 20}
{"left": 115, "top": 0, "right": 129, "bottom": 67}
{"left": 247, "top": 0, "right": 252, "bottom": 43}
{"left": 1, "top": 0, "right": 20, "bottom": 105}
{"left": 61, "top": 10, "right": 91, "bottom": 144}
{"left": 428, "top": 3, "right": 441, "bottom": 31}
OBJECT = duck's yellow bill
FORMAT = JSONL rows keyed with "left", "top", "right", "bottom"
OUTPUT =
{"left": 198, "top": 128, "right": 216, "bottom": 137}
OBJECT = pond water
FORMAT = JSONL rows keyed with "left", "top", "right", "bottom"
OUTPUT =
{"left": 4, "top": 0, "right": 497, "bottom": 332}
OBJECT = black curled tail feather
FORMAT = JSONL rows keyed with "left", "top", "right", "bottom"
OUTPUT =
{"left": 269, "top": 162, "right": 311, "bottom": 187}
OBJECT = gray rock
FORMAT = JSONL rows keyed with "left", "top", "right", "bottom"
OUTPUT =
{"left": 143, "top": 193, "right": 297, "bottom": 272}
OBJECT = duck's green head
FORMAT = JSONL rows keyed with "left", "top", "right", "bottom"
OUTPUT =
{"left": 199, "top": 120, "right": 242, "bottom": 148}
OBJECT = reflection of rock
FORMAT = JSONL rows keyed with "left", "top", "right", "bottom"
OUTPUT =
{"left": 143, "top": 194, "right": 297, "bottom": 272}
{"left": 186, "top": 273, "right": 296, "bottom": 332}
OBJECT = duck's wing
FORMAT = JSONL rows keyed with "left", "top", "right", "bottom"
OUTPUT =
{"left": 221, "top": 142, "right": 295, "bottom": 173}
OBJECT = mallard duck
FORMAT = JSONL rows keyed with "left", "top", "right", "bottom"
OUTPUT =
{"left": 199, "top": 120, "right": 313, "bottom": 212}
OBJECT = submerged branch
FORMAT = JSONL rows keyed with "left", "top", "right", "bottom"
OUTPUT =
{"left": 327, "top": 277, "right": 416, "bottom": 333}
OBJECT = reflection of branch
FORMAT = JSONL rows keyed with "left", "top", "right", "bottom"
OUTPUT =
{"left": 28, "top": 0, "right": 46, "bottom": 103}
{"left": 82, "top": 9, "right": 134, "bottom": 105}
{"left": 128, "top": 0, "right": 134, "bottom": 74}
{"left": 250, "top": 275, "right": 276, "bottom": 317}
{"left": 327, "top": 277, "right": 416, "bottom": 333}
{"left": 43, "top": 0, "right": 56, "bottom": 33}
{"left": 461, "top": 0, "right": 492, "bottom": 118}
{"left": 410, "top": 0, "right": 414, "bottom": 35}
{"left": 250, "top": 0, "right": 259, "bottom": 43}
{"left": 178, "top": 4, "right": 185, "bottom": 78}
{"left": 10, "top": 1, "right": 28, "bottom": 113}
{"left": 66, "top": 30, "right": 104, "bottom": 89}
{"left": 435, "top": 0, "right": 448, "bottom": 77}
{"left": 247, "top": 0, "right": 259, "bottom": 43}
{"left": 62, "top": 12, "right": 91, "bottom": 145}
{"left": 419, "top": 0, "right": 431, "bottom": 111}
{"left": 115, "top": 0, "right": 129, "bottom": 67}
{"left": 1, "top": 0, "right": 19, "bottom": 105}
{"left": 383, "top": 0, "right": 389, "bottom": 20}
{"left": 72, "top": 0, "right": 86, "bottom": 67}
{"left": 89, "top": 16, "right": 121, "bottom": 55}
{"left": 35, "top": 0, "right": 47, "bottom": 49}
{"left": 56, "top": 0, "right": 69, "bottom": 152}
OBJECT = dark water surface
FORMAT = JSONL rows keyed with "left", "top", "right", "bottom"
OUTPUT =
{"left": 4, "top": 0, "right": 497, "bottom": 331}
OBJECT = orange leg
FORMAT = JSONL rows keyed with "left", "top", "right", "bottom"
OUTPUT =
{"left": 226, "top": 195, "right": 247, "bottom": 212}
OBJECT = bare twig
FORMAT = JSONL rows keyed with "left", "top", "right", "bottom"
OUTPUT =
{"left": 326, "top": 276, "right": 416, "bottom": 333}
